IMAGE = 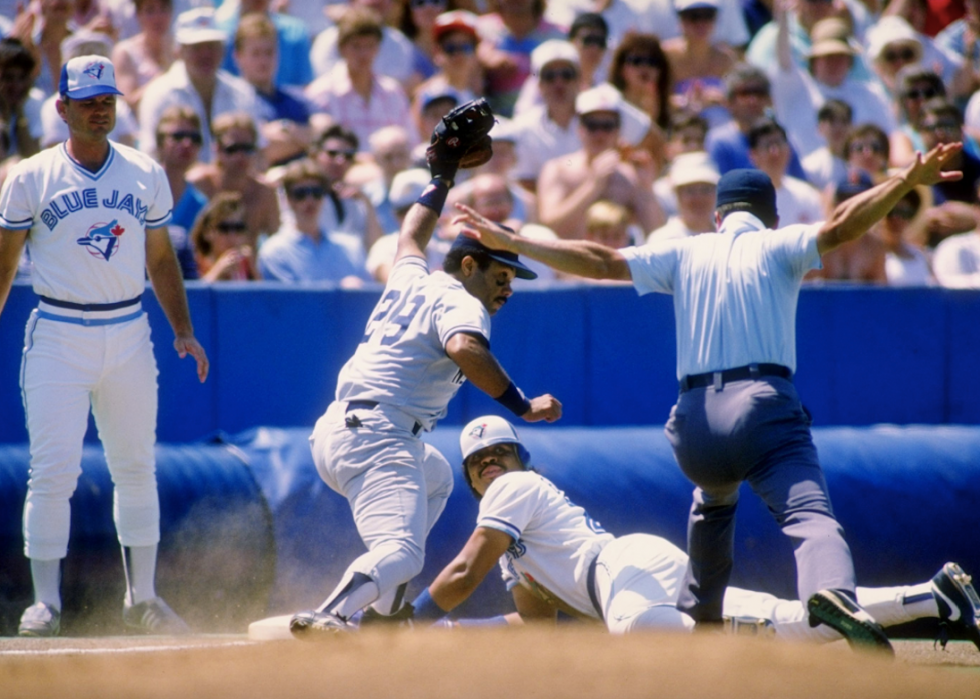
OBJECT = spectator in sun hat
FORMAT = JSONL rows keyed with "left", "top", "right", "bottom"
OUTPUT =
{"left": 649, "top": 151, "right": 720, "bottom": 241}
{"left": 139, "top": 7, "right": 259, "bottom": 163}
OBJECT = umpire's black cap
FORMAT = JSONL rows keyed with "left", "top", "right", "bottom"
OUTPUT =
{"left": 715, "top": 168, "right": 777, "bottom": 221}
{"left": 449, "top": 234, "right": 538, "bottom": 280}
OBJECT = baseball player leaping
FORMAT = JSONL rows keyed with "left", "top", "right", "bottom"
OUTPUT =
{"left": 0, "top": 56, "right": 209, "bottom": 637}
{"left": 405, "top": 416, "right": 980, "bottom": 652}
{"left": 288, "top": 99, "right": 562, "bottom": 639}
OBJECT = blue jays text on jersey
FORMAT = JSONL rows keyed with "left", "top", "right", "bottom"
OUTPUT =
{"left": 41, "top": 187, "right": 150, "bottom": 231}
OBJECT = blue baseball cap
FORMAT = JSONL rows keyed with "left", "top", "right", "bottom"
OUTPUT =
{"left": 59, "top": 55, "right": 124, "bottom": 99}
{"left": 449, "top": 234, "right": 538, "bottom": 280}
{"left": 715, "top": 168, "right": 777, "bottom": 218}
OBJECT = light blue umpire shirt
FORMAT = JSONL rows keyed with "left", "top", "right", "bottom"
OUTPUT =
{"left": 620, "top": 211, "right": 824, "bottom": 380}
{"left": 258, "top": 224, "right": 371, "bottom": 284}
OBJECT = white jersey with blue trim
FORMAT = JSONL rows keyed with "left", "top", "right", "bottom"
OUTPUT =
{"left": 0, "top": 141, "right": 173, "bottom": 304}
{"left": 335, "top": 255, "right": 491, "bottom": 431}
{"left": 477, "top": 470, "right": 615, "bottom": 619}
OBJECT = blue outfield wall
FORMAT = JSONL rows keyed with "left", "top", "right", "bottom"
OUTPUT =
{"left": 1, "top": 282, "right": 980, "bottom": 443}
{"left": 1, "top": 425, "right": 978, "bottom": 635}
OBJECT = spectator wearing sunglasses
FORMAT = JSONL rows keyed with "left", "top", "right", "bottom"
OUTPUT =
{"left": 879, "top": 188, "right": 935, "bottom": 286}
{"left": 156, "top": 105, "right": 208, "bottom": 279}
{"left": 608, "top": 33, "right": 673, "bottom": 134}
{"left": 139, "top": 8, "right": 260, "bottom": 164}
{"left": 748, "top": 117, "right": 824, "bottom": 228}
{"left": 704, "top": 63, "right": 809, "bottom": 179}
{"left": 259, "top": 158, "right": 371, "bottom": 286}
{"left": 305, "top": 6, "right": 415, "bottom": 155}
{"left": 891, "top": 65, "right": 948, "bottom": 166}
{"left": 801, "top": 99, "right": 851, "bottom": 192}
{"left": 414, "top": 10, "right": 481, "bottom": 114}
{"left": 536, "top": 84, "right": 664, "bottom": 239}
{"left": 394, "top": 0, "right": 460, "bottom": 92}
{"left": 188, "top": 111, "right": 281, "bottom": 249}
{"left": 663, "top": 0, "right": 736, "bottom": 126}
{"left": 191, "top": 192, "right": 262, "bottom": 282}
{"left": 843, "top": 123, "right": 891, "bottom": 182}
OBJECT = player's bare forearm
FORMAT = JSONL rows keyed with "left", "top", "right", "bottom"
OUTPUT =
{"left": 394, "top": 202, "right": 439, "bottom": 264}
{"left": 0, "top": 229, "right": 28, "bottom": 317}
{"left": 817, "top": 143, "right": 964, "bottom": 254}
{"left": 445, "top": 331, "right": 512, "bottom": 397}
{"left": 145, "top": 227, "right": 209, "bottom": 381}
{"left": 454, "top": 203, "right": 632, "bottom": 280}
{"left": 429, "top": 527, "right": 513, "bottom": 612}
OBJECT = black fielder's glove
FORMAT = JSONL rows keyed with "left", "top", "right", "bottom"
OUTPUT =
{"left": 426, "top": 98, "right": 496, "bottom": 184}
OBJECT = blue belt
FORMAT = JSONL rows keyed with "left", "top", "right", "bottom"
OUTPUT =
{"left": 37, "top": 309, "right": 144, "bottom": 326}
{"left": 586, "top": 553, "right": 604, "bottom": 621}
{"left": 40, "top": 294, "right": 142, "bottom": 312}
{"left": 679, "top": 363, "right": 792, "bottom": 392}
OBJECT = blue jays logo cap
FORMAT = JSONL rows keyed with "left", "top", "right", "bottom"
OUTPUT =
{"left": 449, "top": 233, "right": 538, "bottom": 280}
{"left": 59, "top": 55, "right": 124, "bottom": 99}
{"left": 715, "top": 168, "right": 777, "bottom": 221}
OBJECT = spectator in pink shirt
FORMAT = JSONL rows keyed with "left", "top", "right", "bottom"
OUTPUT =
{"left": 305, "top": 7, "right": 415, "bottom": 152}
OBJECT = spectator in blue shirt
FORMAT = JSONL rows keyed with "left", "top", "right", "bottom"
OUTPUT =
{"left": 259, "top": 158, "right": 372, "bottom": 286}
{"left": 217, "top": 0, "right": 313, "bottom": 89}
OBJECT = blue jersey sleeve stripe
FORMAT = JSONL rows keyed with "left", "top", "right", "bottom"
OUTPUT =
{"left": 0, "top": 215, "right": 34, "bottom": 230}
{"left": 479, "top": 518, "right": 521, "bottom": 540}
{"left": 146, "top": 210, "right": 173, "bottom": 227}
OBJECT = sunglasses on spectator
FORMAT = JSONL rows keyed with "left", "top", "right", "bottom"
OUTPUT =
{"left": 904, "top": 87, "right": 938, "bottom": 100}
{"left": 221, "top": 142, "right": 256, "bottom": 155}
{"left": 921, "top": 120, "right": 960, "bottom": 133}
{"left": 441, "top": 41, "right": 475, "bottom": 55}
{"left": 216, "top": 221, "right": 247, "bottom": 234}
{"left": 624, "top": 55, "right": 662, "bottom": 69}
{"left": 581, "top": 117, "right": 620, "bottom": 132}
{"left": 733, "top": 86, "right": 768, "bottom": 98}
{"left": 679, "top": 8, "right": 717, "bottom": 22}
{"left": 288, "top": 186, "right": 326, "bottom": 201}
{"left": 578, "top": 34, "right": 607, "bottom": 49}
{"left": 849, "top": 141, "right": 884, "bottom": 155}
{"left": 410, "top": 0, "right": 446, "bottom": 7}
{"left": 883, "top": 46, "right": 916, "bottom": 63}
{"left": 164, "top": 130, "right": 202, "bottom": 144}
{"left": 322, "top": 148, "right": 356, "bottom": 161}
{"left": 540, "top": 67, "right": 578, "bottom": 83}
{"left": 886, "top": 204, "right": 917, "bottom": 220}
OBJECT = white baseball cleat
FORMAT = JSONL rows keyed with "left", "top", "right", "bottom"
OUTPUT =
{"left": 123, "top": 597, "right": 191, "bottom": 635}
{"left": 18, "top": 602, "right": 61, "bottom": 637}
{"left": 289, "top": 609, "right": 354, "bottom": 640}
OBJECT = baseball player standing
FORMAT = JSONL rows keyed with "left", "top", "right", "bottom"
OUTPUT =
{"left": 406, "top": 415, "right": 980, "bottom": 651}
{"left": 0, "top": 56, "right": 209, "bottom": 637}
{"left": 453, "top": 143, "right": 965, "bottom": 653}
{"left": 288, "top": 99, "right": 562, "bottom": 639}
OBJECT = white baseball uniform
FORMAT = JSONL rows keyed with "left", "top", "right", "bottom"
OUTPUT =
{"left": 479, "top": 470, "right": 934, "bottom": 640}
{"left": 310, "top": 254, "right": 490, "bottom": 613}
{"left": 0, "top": 141, "right": 173, "bottom": 562}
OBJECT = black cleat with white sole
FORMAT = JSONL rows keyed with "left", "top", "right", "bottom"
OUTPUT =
{"left": 807, "top": 589, "right": 894, "bottom": 655}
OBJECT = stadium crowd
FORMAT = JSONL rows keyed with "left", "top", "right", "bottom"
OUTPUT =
{"left": 2, "top": 0, "right": 980, "bottom": 288}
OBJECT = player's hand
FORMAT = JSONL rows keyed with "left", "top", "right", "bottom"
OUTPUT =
{"left": 452, "top": 202, "right": 518, "bottom": 252}
{"left": 522, "top": 394, "right": 562, "bottom": 423}
{"left": 903, "top": 142, "right": 963, "bottom": 187}
{"left": 174, "top": 334, "right": 209, "bottom": 383}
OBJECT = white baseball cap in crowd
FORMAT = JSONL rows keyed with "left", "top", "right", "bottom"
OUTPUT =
{"left": 575, "top": 83, "right": 623, "bottom": 116}
{"left": 59, "top": 55, "right": 124, "bottom": 99}
{"left": 388, "top": 168, "right": 432, "bottom": 210}
{"left": 674, "top": 0, "right": 719, "bottom": 12}
{"left": 531, "top": 39, "right": 580, "bottom": 75}
{"left": 174, "top": 8, "right": 227, "bottom": 46}
{"left": 866, "top": 16, "right": 923, "bottom": 64}
{"left": 670, "top": 151, "right": 721, "bottom": 189}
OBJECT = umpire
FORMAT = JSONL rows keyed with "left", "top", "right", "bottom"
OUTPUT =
{"left": 453, "top": 142, "right": 964, "bottom": 652}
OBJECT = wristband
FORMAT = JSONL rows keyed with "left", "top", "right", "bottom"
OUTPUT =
{"left": 495, "top": 381, "right": 531, "bottom": 417}
{"left": 410, "top": 587, "right": 447, "bottom": 623}
{"left": 454, "top": 615, "right": 509, "bottom": 627}
{"left": 416, "top": 179, "right": 450, "bottom": 215}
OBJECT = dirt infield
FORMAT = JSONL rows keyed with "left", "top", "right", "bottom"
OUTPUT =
{"left": 2, "top": 631, "right": 978, "bottom": 699}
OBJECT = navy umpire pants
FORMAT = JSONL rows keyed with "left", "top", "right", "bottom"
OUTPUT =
{"left": 665, "top": 374, "right": 857, "bottom": 622}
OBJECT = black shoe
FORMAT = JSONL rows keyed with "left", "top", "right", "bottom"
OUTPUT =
{"left": 18, "top": 602, "right": 61, "bottom": 637}
{"left": 123, "top": 597, "right": 191, "bottom": 635}
{"left": 289, "top": 610, "right": 353, "bottom": 640}
{"left": 931, "top": 562, "right": 980, "bottom": 652}
{"left": 807, "top": 589, "right": 893, "bottom": 655}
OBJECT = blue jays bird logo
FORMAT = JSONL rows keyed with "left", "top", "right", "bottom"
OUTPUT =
{"left": 468, "top": 423, "right": 487, "bottom": 439}
{"left": 83, "top": 62, "right": 105, "bottom": 80}
{"left": 77, "top": 219, "right": 125, "bottom": 261}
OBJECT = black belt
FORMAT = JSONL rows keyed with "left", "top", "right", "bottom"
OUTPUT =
{"left": 679, "top": 363, "right": 792, "bottom": 392}
{"left": 40, "top": 294, "right": 142, "bottom": 312}
{"left": 345, "top": 401, "right": 422, "bottom": 436}
{"left": 586, "top": 553, "right": 604, "bottom": 621}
